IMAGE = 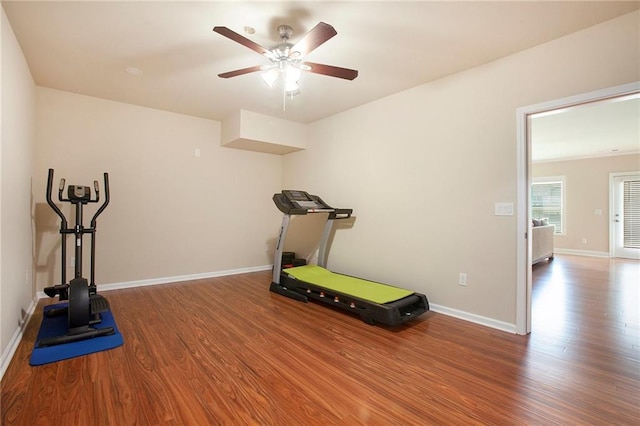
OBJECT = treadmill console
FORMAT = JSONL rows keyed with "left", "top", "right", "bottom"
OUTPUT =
{"left": 273, "top": 190, "right": 352, "bottom": 217}
{"left": 273, "top": 190, "right": 332, "bottom": 214}
{"left": 283, "top": 190, "right": 328, "bottom": 210}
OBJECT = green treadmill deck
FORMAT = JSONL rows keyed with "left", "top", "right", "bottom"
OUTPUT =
{"left": 283, "top": 265, "right": 413, "bottom": 304}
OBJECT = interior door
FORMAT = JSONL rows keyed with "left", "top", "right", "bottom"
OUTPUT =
{"left": 612, "top": 172, "right": 640, "bottom": 259}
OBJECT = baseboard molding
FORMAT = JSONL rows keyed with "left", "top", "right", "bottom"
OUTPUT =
{"left": 429, "top": 304, "right": 517, "bottom": 334}
{"left": 0, "top": 297, "right": 38, "bottom": 381}
{"left": 36, "top": 264, "right": 273, "bottom": 299}
{"left": 554, "top": 248, "right": 610, "bottom": 258}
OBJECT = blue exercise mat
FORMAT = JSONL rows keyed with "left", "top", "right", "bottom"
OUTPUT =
{"left": 30, "top": 302, "right": 124, "bottom": 366}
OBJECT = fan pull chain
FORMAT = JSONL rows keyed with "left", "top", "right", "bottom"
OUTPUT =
{"left": 283, "top": 84, "right": 287, "bottom": 111}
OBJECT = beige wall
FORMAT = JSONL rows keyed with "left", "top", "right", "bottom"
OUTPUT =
{"left": 34, "top": 87, "right": 283, "bottom": 288}
{"left": 533, "top": 154, "right": 640, "bottom": 254}
{"left": 1, "top": 7, "right": 35, "bottom": 366}
{"left": 282, "top": 11, "right": 640, "bottom": 325}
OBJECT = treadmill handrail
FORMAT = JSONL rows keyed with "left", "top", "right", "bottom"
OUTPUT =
{"left": 331, "top": 208, "right": 352, "bottom": 219}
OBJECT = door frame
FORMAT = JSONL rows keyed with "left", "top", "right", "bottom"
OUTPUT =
{"left": 515, "top": 81, "right": 640, "bottom": 335}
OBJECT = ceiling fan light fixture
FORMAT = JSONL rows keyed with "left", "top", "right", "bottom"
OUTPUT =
{"left": 261, "top": 62, "right": 301, "bottom": 92}
{"left": 285, "top": 65, "right": 301, "bottom": 83}
{"left": 261, "top": 68, "right": 279, "bottom": 87}
{"left": 284, "top": 65, "right": 301, "bottom": 96}
{"left": 284, "top": 79, "right": 299, "bottom": 93}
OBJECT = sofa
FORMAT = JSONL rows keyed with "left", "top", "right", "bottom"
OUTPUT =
{"left": 532, "top": 220, "right": 555, "bottom": 264}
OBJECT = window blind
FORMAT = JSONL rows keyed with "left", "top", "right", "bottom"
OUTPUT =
{"left": 623, "top": 179, "right": 640, "bottom": 249}
{"left": 531, "top": 181, "right": 563, "bottom": 233}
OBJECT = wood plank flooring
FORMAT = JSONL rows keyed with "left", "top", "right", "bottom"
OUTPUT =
{"left": 2, "top": 255, "right": 639, "bottom": 424}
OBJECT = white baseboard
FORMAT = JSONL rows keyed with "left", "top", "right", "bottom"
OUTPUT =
{"left": 429, "top": 303, "right": 517, "bottom": 334}
{"left": 36, "top": 264, "right": 273, "bottom": 299}
{"left": 554, "top": 248, "right": 610, "bottom": 258}
{"left": 0, "top": 297, "right": 38, "bottom": 381}
{"left": 100, "top": 264, "right": 272, "bottom": 292}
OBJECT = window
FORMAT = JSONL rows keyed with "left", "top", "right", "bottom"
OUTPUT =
{"left": 531, "top": 176, "right": 565, "bottom": 234}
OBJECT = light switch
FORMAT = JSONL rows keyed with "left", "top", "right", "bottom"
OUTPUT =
{"left": 495, "top": 202, "right": 514, "bottom": 216}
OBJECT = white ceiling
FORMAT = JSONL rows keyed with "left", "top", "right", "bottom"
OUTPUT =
{"left": 3, "top": 1, "right": 639, "bottom": 160}
{"left": 531, "top": 95, "right": 640, "bottom": 163}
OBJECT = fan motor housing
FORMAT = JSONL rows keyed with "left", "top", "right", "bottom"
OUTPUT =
{"left": 277, "top": 25, "right": 294, "bottom": 40}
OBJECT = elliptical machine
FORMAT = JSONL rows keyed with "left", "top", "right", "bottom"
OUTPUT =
{"left": 39, "top": 168, "right": 114, "bottom": 347}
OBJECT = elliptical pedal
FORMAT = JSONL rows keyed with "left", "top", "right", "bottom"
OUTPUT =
{"left": 89, "top": 294, "right": 110, "bottom": 325}
{"left": 90, "top": 293, "right": 110, "bottom": 314}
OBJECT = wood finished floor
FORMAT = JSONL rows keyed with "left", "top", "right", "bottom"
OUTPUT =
{"left": 1, "top": 255, "right": 638, "bottom": 424}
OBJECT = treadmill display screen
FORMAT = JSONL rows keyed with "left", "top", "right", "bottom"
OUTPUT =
{"left": 295, "top": 200, "right": 323, "bottom": 209}
{"left": 286, "top": 190, "right": 307, "bottom": 200}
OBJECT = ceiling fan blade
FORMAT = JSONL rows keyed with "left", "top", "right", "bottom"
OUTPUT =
{"left": 213, "top": 26, "right": 270, "bottom": 56}
{"left": 292, "top": 22, "right": 337, "bottom": 56}
{"left": 303, "top": 62, "right": 359, "bottom": 80}
{"left": 218, "top": 65, "right": 263, "bottom": 79}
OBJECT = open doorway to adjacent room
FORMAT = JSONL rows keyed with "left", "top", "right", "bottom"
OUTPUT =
{"left": 516, "top": 82, "right": 640, "bottom": 335}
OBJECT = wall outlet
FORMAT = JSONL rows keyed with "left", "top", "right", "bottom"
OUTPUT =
{"left": 18, "top": 308, "right": 27, "bottom": 327}
{"left": 459, "top": 272, "right": 467, "bottom": 286}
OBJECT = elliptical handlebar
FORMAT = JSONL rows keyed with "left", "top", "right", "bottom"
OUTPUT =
{"left": 47, "top": 169, "right": 68, "bottom": 228}
{"left": 47, "top": 168, "right": 110, "bottom": 228}
{"left": 90, "top": 173, "right": 110, "bottom": 228}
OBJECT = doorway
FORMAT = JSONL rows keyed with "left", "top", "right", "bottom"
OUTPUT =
{"left": 610, "top": 172, "right": 640, "bottom": 259}
{"left": 515, "top": 81, "right": 640, "bottom": 335}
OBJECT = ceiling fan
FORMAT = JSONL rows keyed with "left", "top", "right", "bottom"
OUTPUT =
{"left": 213, "top": 22, "right": 358, "bottom": 95}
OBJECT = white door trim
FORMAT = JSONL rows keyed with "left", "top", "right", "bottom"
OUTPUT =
{"left": 515, "top": 81, "right": 640, "bottom": 335}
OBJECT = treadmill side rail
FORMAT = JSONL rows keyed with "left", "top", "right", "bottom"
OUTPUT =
{"left": 279, "top": 270, "right": 429, "bottom": 326}
{"left": 270, "top": 281, "right": 308, "bottom": 303}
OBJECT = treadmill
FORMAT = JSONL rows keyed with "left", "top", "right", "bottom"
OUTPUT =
{"left": 271, "top": 190, "right": 429, "bottom": 326}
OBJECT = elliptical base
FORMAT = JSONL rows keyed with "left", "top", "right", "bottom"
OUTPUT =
{"left": 36, "top": 323, "right": 115, "bottom": 348}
